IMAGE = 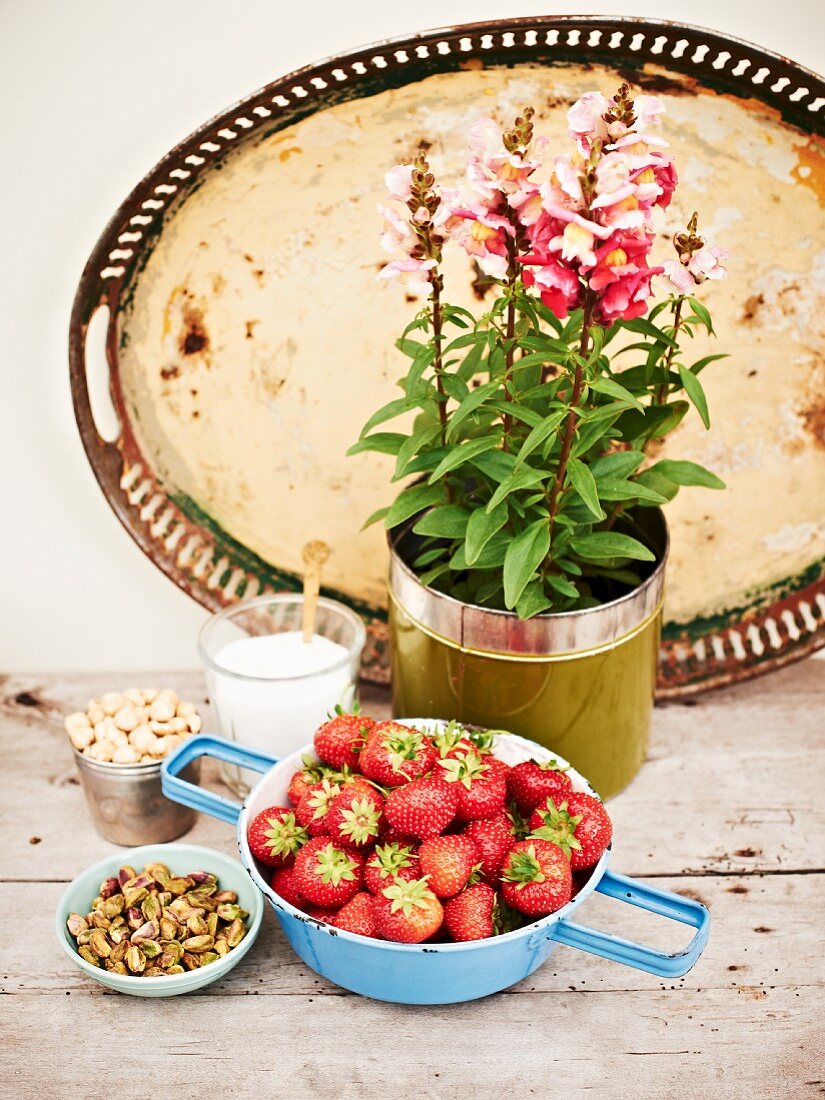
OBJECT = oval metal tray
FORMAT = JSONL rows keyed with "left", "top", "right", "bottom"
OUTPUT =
{"left": 69, "top": 16, "right": 825, "bottom": 694}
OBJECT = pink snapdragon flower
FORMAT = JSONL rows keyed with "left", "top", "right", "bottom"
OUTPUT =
{"left": 377, "top": 157, "right": 452, "bottom": 288}
{"left": 661, "top": 244, "right": 729, "bottom": 294}
{"left": 466, "top": 118, "right": 541, "bottom": 208}
{"left": 446, "top": 205, "right": 512, "bottom": 279}
{"left": 521, "top": 257, "right": 582, "bottom": 318}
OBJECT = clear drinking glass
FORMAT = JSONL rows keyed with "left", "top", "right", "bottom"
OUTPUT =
{"left": 198, "top": 594, "right": 366, "bottom": 794}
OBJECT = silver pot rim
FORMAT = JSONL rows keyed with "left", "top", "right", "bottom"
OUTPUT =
{"left": 388, "top": 509, "right": 668, "bottom": 660}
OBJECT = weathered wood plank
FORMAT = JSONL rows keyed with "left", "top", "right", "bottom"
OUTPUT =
{"left": 0, "top": 986, "right": 820, "bottom": 1099}
{"left": 4, "top": 873, "right": 820, "bottom": 997}
{"left": 1, "top": 661, "right": 822, "bottom": 879}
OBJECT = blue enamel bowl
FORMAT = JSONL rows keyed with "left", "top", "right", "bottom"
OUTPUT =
{"left": 55, "top": 843, "right": 264, "bottom": 996}
{"left": 162, "top": 723, "right": 710, "bottom": 1004}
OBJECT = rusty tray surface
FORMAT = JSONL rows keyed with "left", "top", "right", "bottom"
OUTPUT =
{"left": 69, "top": 16, "right": 825, "bottom": 694}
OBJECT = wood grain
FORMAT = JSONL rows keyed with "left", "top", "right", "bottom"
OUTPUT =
{"left": 1, "top": 659, "right": 823, "bottom": 1098}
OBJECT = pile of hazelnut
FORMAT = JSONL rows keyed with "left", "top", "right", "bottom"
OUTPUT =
{"left": 64, "top": 688, "right": 203, "bottom": 765}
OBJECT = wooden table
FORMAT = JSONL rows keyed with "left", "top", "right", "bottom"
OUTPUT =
{"left": 1, "top": 659, "right": 823, "bottom": 1098}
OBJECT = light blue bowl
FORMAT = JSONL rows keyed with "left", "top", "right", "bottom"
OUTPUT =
{"left": 55, "top": 842, "right": 264, "bottom": 997}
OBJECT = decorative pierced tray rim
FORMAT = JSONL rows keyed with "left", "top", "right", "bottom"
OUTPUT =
{"left": 68, "top": 15, "right": 825, "bottom": 696}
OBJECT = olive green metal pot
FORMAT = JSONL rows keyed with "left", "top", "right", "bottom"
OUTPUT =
{"left": 388, "top": 512, "right": 668, "bottom": 799}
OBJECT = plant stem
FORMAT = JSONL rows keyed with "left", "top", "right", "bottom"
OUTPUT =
{"left": 546, "top": 291, "right": 596, "bottom": 549}
{"left": 429, "top": 271, "right": 453, "bottom": 503}
{"left": 655, "top": 296, "right": 684, "bottom": 405}
{"left": 501, "top": 235, "right": 518, "bottom": 452}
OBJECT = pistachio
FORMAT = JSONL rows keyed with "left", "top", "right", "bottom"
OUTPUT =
{"left": 118, "top": 865, "right": 137, "bottom": 886}
{"left": 146, "top": 863, "right": 171, "bottom": 886}
{"left": 102, "top": 895, "right": 125, "bottom": 919}
{"left": 159, "top": 917, "right": 179, "bottom": 941}
{"left": 165, "top": 964, "right": 185, "bottom": 975}
{"left": 123, "top": 887, "right": 148, "bottom": 909}
{"left": 225, "top": 919, "right": 246, "bottom": 949}
{"left": 156, "top": 890, "right": 172, "bottom": 908}
{"left": 78, "top": 946, "right": 100, "bottom": 967}
{"left": 110, "top": 940, "right": 128, "bottom": 965}
{"left": 199, "top": 951, "right": 220, "bottom": 967}
{"left": 130, "top": 920, "right": 159, "bottom": 944}
{"left": 144, "top": 966, "right": 167, "bottom": 977}
{"left": 126, "top": 907, "right": 144, "bottom": 931}
{"left": 160, "top": 941, "right": 184, "bottom": 968}
{"left": 166, "top": 877, "right": 194, "bottom": 896}
{"left": 66, "top": 913, "right": 88, "bottom": 937}
{"left": 109, "top": 962, "right": 129, "bottom": 975}
{"left": 213, "top": 939, "right": 229, "bottom": 957}
{"left": 187, "top": 871, "right": 217, "bottom": 886}
{"left": 110, "top": 915, "right": 126, "bottom": 929}
{"left": 125, "top": 945, "right": 146, "bottom": 974}
{"left": 76, "top": 929, "right": 95, "bottom": 947}
{"left": 212, "top": 890, "right": 238, "bottom": 905}
{"left": 91, "top": 895, "right": 104, "bottom": 910}
{"left": 89, "top": 930, "right": 112, "bottom": 958}
{"left": 90, "top": 911, "right": 111, "bottom": 930}
{"left": 216, "top": 904, "right": 244, "bottom": 922}
{"left": 182, "top": 935, "right": 215, "bottom": 953}
{"left": 109, "top": 926, "right": 127, "bottom": 946}
{"left": 181, "top": 952, "right": 202, "bottom": 971}
{"left": 141, "top": 895, "right": 162, "bottom": 923}
{"left": 125, "top": 872, "right": 154, "bottom": 891}
{"left": 141, "top": 941, "right": 162, "bottom": 959}
{"left": 188, "top": 882, "right": 217, "bottom": 900}
{"left": 186, "top": 915, "right": 209, "bottom": 937}
{"left": 206, "top": 912, "right": 219, "bottom": 938}
{"left": 99, "top": 877, "right": 121, "bottom": 900}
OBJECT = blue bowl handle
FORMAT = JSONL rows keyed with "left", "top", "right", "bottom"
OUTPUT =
{"left": 550, "top": 869, "right": 711, "bottom": 978}
{"left": 161, "top": 734, "right": 280, "bottom": 827}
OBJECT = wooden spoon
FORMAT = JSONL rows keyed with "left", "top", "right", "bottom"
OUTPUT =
{"left": 301, "top": 540, "right": 331, "bottom": 643}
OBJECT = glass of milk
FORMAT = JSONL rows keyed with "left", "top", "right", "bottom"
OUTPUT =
{"left": 198, "top": 594, "right": 366, "bottom": 794}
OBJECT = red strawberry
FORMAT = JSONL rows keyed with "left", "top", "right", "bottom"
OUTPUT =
{"left": 332, "top": 892, "right": 381, "bottom": 939}
{"left": 528, "top": 792, "right": 612, "bottom": 870}
{"left": 501, "top": 839, "right": 572, "bottom": 916}
{"left": 430, "top": 720, "right": 476, "bottom": 760}
{"left": 507, "top": 759, "right": 573, "bottom": 815}
{"left": 293, "top": 837, "right": 364, "bottom": 909}
{"left": 436, "top": 752, "right": 507, "bottom": 822}
{"left": 359, "top": 721, "right": 437, "bottom": 787}
{"left": 483, "top": 755, "right": 512, "bottom": 782}
{"left": 384, "top": 777, "right": 458, "bottom": 840}
{"left": 372, "top": 878, "right": 444, "bottom": 943}
{"left": 418, "top": 835, "right": 479, "bottom": 898}
{"left": 286, "top": 755, "right": 339, "bottom": 806}
{"left": 325, "top": 787, "right": 385, "bottom": 848}
{"left": 247, "top": 806, "right": 308, "bottom": 867}
{"left": 296, "top": 775, "right": 373, "bottom": 837}
{"left": 443, "top": 883, "right": 496, "bottom": 941}
{"left": 364, "top": 841, "right": 421, "bottom": 895}
{"left": 313, "top": 709, "right": 375, "bottom": 770}
{"left": 270, "top": 863, "right": 307, "bottom": 909}
{"left": 463, "top": 814, "right": 514, "bottom": 884}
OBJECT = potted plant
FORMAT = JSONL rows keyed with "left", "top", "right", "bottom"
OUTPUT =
{"left": 349, "top": 85, "right": 729, "bottom": 797}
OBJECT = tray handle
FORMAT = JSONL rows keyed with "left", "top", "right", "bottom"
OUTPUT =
{"left": 550, "top": 869, "right": 710, "bottom": 978}
{"left": 161, "top": 734, "right": 280, "bottom": 826}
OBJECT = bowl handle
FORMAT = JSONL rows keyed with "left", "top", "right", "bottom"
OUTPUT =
{"left": 161, "top": 735, "right": 279, "bottom": 826}
{"left": 550, "top": 869, "right": 710, "bottom": 978}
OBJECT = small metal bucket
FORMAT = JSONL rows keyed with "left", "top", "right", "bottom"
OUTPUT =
{"left": 388, "top": 511, "right": 668, "bottom": 798}
{"left": 73, "top": 751, "right": 201, "bottom": 846}
{"left": 161, "top": 727, "right": 709, "bottom": 1005}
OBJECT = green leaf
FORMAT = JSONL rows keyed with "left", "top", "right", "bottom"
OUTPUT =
{"left": 588, "top": 376, "right": 644, "bottom": 411}
{"left": 487, "top": 468, "right": 546, "bottom": 513}
{"left": 567, "top": 458, "right": 604, "bottom": 519}
{"left": 451, "top": 532, "right": 510, "bottom": 571}
{"left": 615, "top": 401, "right": 689, "bottom": 445}
{"left": 445, "top": 380, "right": 501, "bottom": 441}
{"left": 677, "top": 365, "right": 711, "bottom": 429}
{"left": 465, "top": 502, "right": 509, "bottom": 565}
{"left": 620, "top": 317, "right": 677, "bottom": 346}
{"left": 426, "top": 436, "right": 500, "bottom": 484}
{"left": 404, "top": 345, "right": 436, "bottom": 396}
{"left": 359, "top": 396, "right": 415, "bottom": 438}
{"left": 596, "top": 478, "right": 668, "bottom": 504}
{"left": 519, "top": 334, "right": 571, "bottom": 357}
{"left": 687, "top": 297, "right": 714, "bottom": 334}
{"left": 635, "top": 469, "right": 680, "bottom": 503}
{"left": 471, "top": 449, "right": 517, "bottom": 482}
{"left": 346, "top": 432, "right": 406, "bottom": 457}
{"left": 515, "top": 578, "right": 555, "bottom": 619}
{"left": 383, "top": 484, "right": 444, "bottom": 530}
{"left": 418, "top": 562, "right": 453, "bottom": 587}
{"left": 569, "top": 532, "right": 655, "bottom": 562}
{"left": 648, "top": 460, "right": 726, "bottom": 490}
{"left": 503, "top": 521, "right": 550, "bottom": 610}
{"left": 545, "top": 572, "right": 579, "bottom": 599}
{"left": 412, "top": 505, "right": 470, "bottom": 538}
{"left": 394, "top": 425, "right": 441, "bottom": 479}
{"left": 362, "top": 505, "right": 389, "bottom": 530}
{"left": 588, "top": 450, "right": 646, "bottom": 480}
{"left": 514, "top": 410, "right": 566, "bottom": 468}
{"left": 690, "top": 353, "right": 728, "bottom": 375}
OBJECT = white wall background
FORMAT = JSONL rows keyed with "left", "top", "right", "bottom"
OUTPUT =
{"left": 2, "top": 0, "right": 822, "bottom": 672}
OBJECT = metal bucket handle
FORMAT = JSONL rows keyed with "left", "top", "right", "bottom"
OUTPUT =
{"left": 550, "top": 872, "right": 711, "bottom": 978}
{"left": 161, "top": 736, "right": 279, "bottom": 825}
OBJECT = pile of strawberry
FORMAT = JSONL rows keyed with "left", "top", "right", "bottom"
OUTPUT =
{"left": 246, "top": 712, "right": 612, "bottom": 944}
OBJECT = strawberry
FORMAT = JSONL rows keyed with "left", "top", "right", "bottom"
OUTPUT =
{"left": 293, "top": 837, "right": 364, "bottom": 908}
{"left": 295, "top": 775, "right": 373, "bottom": 837}
{"left": 384, "top": 777, "right": 458, "bottom": 840}
{"left": 463, "top": 814, "right": 514, "bottom": 884}
{"left": 325, "top": 787, "right": 385, "bottom": 848}
{"left": 430, "top": 720, "right": 476, "bottom": 759}
{"left": 507, "top": 759, "right": 573, "bottom": 815}
{"left": 270, "top": 863, "right": 307, "bottom": 910}
{"left": 418, "top": 835, "right": 479, "bottom": 898}
{"left": 501, "top": 839, "right": 572, "bottom": 916}
{"left": 247, "top": 806, "right": 308, "bottom": 867}
{"left": 528, "top": 791, "right": 612, "bottom": 870}
{"left": 436, "top": 752, "right": 507, "bottom": 822}
{"left": 364, "top": 841, "right": 421, "bottom": 895}
{"left": 303, "top": 906, "right": 337, "bottom": 922}
{"left": 483, "top": 755, "right": 512, "bottom": 782}
{"left": 359, "top": 721, "right": 437, "bottom": 787}
{"left": 332, "top": 892, "right": 381, "bottom": 939}
{"left": 286, "top": 755, "right": 340, "bottom": 806}
{"left": 443, "top": 883, "right": 496, "bottom": 941}
{"left": 313, "top": 708, "right": 375, "bottom": 770}
{"left": 372, "top": 878, "right": 444, "bottom": 943}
